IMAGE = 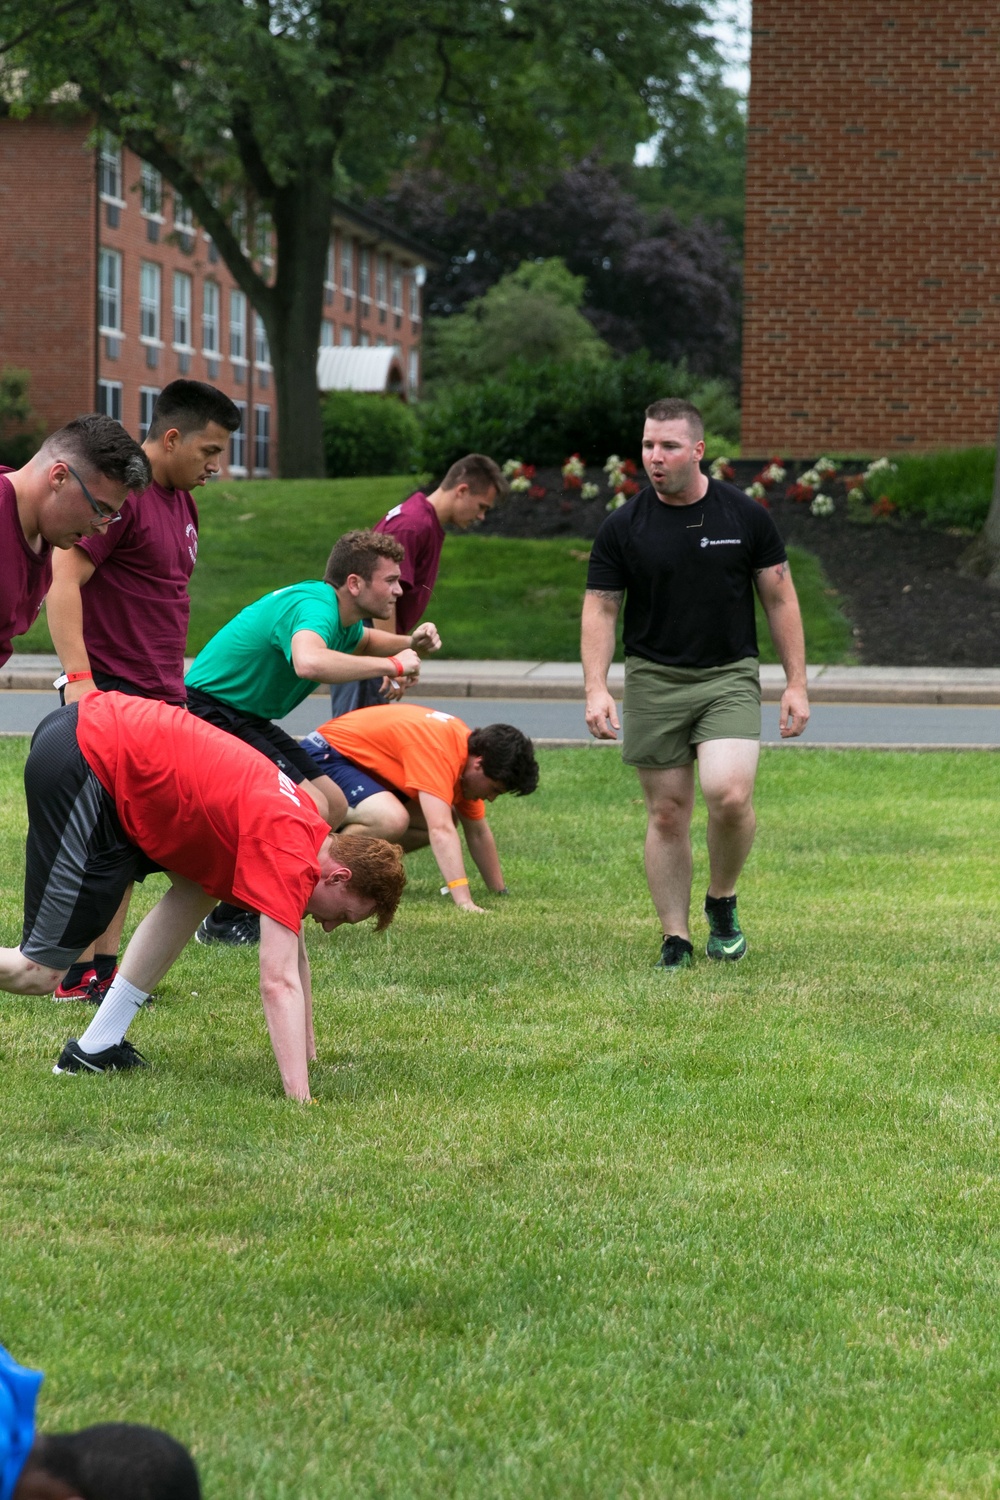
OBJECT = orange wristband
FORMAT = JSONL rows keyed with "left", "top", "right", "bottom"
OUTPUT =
{"left": 447, "top": 877, "right": 470, "bottom": 889}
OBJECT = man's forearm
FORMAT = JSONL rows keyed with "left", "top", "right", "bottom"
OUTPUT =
{"left": 427, "top": 824, "right": 477, "bottom": 907}
{"left": 364, "top": 627, "right": 414, "bottom": 655}
{"left": 297, "top": 928, "right": 316, "bottom": 1062}
{"left": 259, "top": 976, "right": 311, "bottom": 1099}
{"left": 581, "top": 595, "right": 620, "bottom": 692}
{"left": 47, "top": 574, "right": 92, "bottom": 676}
{"left": 764, "top": 597, "right": 808, "bottom": 688}
{"left": 463, "top": 821, "right": 504, "bottom": 892}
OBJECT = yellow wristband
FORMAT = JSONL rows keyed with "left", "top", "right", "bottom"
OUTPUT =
{"left": 447, "top": 877, "right": 470, "bottom": 889}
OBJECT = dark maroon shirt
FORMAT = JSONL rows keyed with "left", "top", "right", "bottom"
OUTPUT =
{"left": 76, "top": 481, "right": 199, "bottom": 703}
{"left": 0, "top": 466, "right": 51, "bottom": 668}
{"left": 374, "top": 491, "right": 445, "bottom": 635}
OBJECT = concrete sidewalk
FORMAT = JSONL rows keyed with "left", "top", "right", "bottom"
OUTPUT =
{"left": 6, "top": 654, "right": 1000, "bottom": 704}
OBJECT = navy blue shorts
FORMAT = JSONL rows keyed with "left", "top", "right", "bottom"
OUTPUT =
{"left": 299, "top": 733, "right": 408, "bottom": 808}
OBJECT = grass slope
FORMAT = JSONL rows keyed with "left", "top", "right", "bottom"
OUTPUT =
{"left": 13, "top": 478, "right": 855, "bottom": 663}
{"left": 1, "top": 741, "right": 998, "bottom": 1496}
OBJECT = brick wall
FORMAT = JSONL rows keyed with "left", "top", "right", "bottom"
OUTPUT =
{"left": 0, "top": 117, "right": 95, "bottom": 434}
{"left": 742, "top": 1, "right": 1000, "bottom": 456}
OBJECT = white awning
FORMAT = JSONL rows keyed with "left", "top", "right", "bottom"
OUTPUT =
{"left": 316, "top": 346, "right": 405, "bottom": 393}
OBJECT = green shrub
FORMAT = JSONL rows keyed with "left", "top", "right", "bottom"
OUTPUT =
{"left": 0, "top": 365, "right": 44, "bottom": 466}
{"left": 417, "top": 353, "right": 740, "bottom": 473}
{"left": 878, "top": 447, "right": 995, "bottom": 530}
{"left": 321, "top": 392, "right": 421, "bottom": 477}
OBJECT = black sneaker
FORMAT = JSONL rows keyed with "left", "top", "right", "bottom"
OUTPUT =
{"left": 704, "top": 894, "right": 748, "bottom": 961}
{"left": 52, "top": 1037, "right": 149, "bottom": 1075}
{"left": 654, "top": 935, "right": 694, "bottom": 971}
{"left": 195, "top": 908, "right": 260, "bottom": 946}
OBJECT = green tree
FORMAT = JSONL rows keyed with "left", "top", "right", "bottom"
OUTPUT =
{"left": 0, "top": 0, "right": 717, "bottom": 476}
{"left": 424, "top": 258, "right": 608, "bottom": 386}
{"left": 636, "top": 80, "right": 746, "bottom": 247}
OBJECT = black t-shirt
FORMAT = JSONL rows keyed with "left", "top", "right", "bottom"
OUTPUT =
{"left": 586, "top": 480, "right": 787, "bottom": 668}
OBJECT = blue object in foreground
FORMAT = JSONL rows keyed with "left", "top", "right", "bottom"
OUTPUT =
{"left": 0, "top": 1345, "right": 42, "bottom": 1500}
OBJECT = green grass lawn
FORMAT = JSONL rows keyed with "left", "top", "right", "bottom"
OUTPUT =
{"left": 2, "top": 741, "right": 999, "bottom": 1495}
{"left": 12, "top": 477, "right": 855, "bottom": 663}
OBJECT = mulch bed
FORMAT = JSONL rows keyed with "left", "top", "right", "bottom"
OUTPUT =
{"left": 478, "top": 458, "right": 1000, "bottom": 666}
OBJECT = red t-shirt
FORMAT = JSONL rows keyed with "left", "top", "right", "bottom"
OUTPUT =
{"left": 77, "top": 693, "right": 329, "bottom": 931}
{"left": 0, "top": 468, "right": 52, "bottom": 667}
{"left": 76, "top": 482, "right": 199, "bottom": 702}
{"left": 375, "top": 492, "right": 445, "bottom": 635}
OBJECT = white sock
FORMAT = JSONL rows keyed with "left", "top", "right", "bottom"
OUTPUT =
{"left": 77, "top": 975, "right": 148, "bottom": 1054}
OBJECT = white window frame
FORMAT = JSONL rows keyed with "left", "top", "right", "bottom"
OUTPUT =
{"left": 320, "top": 319, "right": 335, "bottom": 347}
{"left": 229, "top": 289, "right": 247, "bottom": 364}
{"left": 139, "top": 386, "right": 161, "bottom": 440}
{"left": 202, "top": 280, "right": 220, "bottom": 355}
{"left": 172, "top": 270, "right": 193, "bottom": 350}
{"left": 391, "top": 266, "right": 403, "bottom": 314}
{"left": 375, "top": 253, "right": 387, "bottom": 309}
{"left": 98, "top": 133, "right": 123, "bottom": 204}
{"left": 359, "top": 247, "right": 371, "bottom": 302}
{"left": 339, "top": 326, "right": 353, "bottom": 347}
{"left": 408, "top": 271, "right": 421, "bottom": 323}
{"left": 140, "top": 162, "right": 163, "bottom": 220}
{"left": 98, "top": 248, "right": 123, "bottom": 334}
{"left": 254, "top": 312, "right": 271, "bottom": 370}
{"left": 340, "top": 238, "right": 353, "bottom": 297}
{"left": 253, "top": 404, "right": 271, "bottom": 474}
{"left": 139, "top": 261, "right": 162, "bottom": 344}
{"left": 325, "top": 240, "right": 336, "bottom": 292}
{"left": 359, "top": 331, "right": 370, "bottom": 348}
{"left": 97, "top": 379, "right": 123, "bottom": 422}
{"left": 230, "top": 400, "right": 248, "bottom": 473}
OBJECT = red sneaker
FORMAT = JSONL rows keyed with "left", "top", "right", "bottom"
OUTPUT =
{"left": 52, "top": 966, "right": 117, "bottom": 1004}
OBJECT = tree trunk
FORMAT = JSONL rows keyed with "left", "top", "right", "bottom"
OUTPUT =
{"left": 958, "top": 398, "right": 1000, "bottom": 586}
{"left": 267, "top": 171, "right": 334, "bottom": 479}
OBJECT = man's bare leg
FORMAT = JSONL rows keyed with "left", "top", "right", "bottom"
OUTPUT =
{"left": 340, "top": 791, "right": 410, "bottom": 843}
{"left": 696, "top": 739, "right": 760, "bottom": 896}
{"left": 0, "top": 949, "right": 66, "bottom": 995}
{"left": 636, "top": 764, "right": 696, "bottom": 940}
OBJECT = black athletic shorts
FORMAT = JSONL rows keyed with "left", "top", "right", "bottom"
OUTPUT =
{"left": 20, "top": 705, "right": 160, "bottom": 970}
{"left": 56, "top": 672, "right": 184, "bottom": 706}
{"left": 185, "top": 686, "right": 323, "bottom": 785}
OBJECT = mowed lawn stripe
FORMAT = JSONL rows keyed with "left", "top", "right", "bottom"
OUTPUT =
{"left": 2, "top": 743, "right": 995, "bottom": 1496}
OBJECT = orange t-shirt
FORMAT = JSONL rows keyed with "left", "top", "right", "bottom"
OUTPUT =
{"left": 77, "top": 692, "right": 329, "bottom": 930}
{"left": 315, "top": 703, "right": 485, "bottom": 820}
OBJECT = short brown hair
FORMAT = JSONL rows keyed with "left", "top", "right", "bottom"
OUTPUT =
{"left": 324, "top": 529, "right": 405, "bottom": 587}
{"left": 329, "top": 832, "right": 406, "bottom": 930}
{"left": 39, "top": 414, "right": 151, "bottom": 492}
{"left": 441, "top": 452, "right": 507, "bottom": 499}
{"left": 644, "top": 398, "right": 704, "bottom": 441}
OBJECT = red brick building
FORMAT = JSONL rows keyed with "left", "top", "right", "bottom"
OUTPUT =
{"left": 741, "top": 1, "right": 1000, "bottom": 456}
{"left": 0, "top": 115, "right": 429, "bottom": 475}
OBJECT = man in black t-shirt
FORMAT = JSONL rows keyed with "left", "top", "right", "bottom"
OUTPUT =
{"left": 581, "top": 397, "right": 810, "bottom": 970}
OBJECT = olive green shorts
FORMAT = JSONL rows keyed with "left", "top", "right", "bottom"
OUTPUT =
{"left": 622, "top": 656, "right": 761, "bottom": 770}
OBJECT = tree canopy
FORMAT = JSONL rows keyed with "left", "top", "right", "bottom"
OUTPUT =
{"left": 0, "top": 0, "right": 731, "bottom": 473}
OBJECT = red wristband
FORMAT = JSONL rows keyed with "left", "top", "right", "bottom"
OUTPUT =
{"left": 65, "top": 671, "right": 93, "bottom": 683}
{"left": 388, "top": 656, "right": 404, "bottom": 678}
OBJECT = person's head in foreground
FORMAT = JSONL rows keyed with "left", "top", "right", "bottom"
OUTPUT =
{"left": 144, "top": 379, "right": 242, "bottom": 492}
{"left": 309, "top": 831, "right": 407, "bottom": 931}
{"left": 17, "top": 416, "right": 152, "bottom": 549}
{"left": 463, "top": 723, "right": 539, "bottom": 800}
{"left": 1, "top": 1342, "right": 200, "bottom": 1500}
{"left": 641, "top": 397, "right": 705, "bottom": 503}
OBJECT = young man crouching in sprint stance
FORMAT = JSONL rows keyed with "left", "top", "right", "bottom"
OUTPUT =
{"left": 302, "top": 704, "right": 538, "bottom": 913}
{"left": 0, "top": 694, "right": 405, "bottom": 1101}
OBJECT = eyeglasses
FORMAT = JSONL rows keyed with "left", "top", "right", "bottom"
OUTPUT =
{"left": 64, "top": 464, "right": 123, "bottom": 525}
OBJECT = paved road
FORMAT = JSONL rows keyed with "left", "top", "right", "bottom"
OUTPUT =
{"left": 5, "top": 690, "right": 1000, "bottom": 748}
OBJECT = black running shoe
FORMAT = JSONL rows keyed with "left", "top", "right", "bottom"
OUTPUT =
{"left": 654, "top": 935, "right": 694, "bottom": 971}
{"left": 704, "top": 894, "right": 748, "bottom": 961}
{"left": 195, "top": 908, "right": 260, "bottom": 946}
{"left": 52, "top": 1037, "right": 149, "bottom": 1075}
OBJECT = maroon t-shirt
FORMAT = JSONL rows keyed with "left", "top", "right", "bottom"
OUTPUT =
{"left": 76, "top": 481, "right": 198, "bottom": 703}
{"left": 0, "top": 467, "right": 51, "bottom": 668}
{"left": 374, "top": 492, "right": 445, "bottom": 635}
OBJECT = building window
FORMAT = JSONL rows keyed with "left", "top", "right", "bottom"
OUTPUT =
{"left": 253, "top": 405, "right": 271, "bottom": 473}
{"left": 359, "top": 247, "right": 371, "bottom": 302}
{"left": 339, "top": 326, "right": 353, "bottom": 347}
{"left": 172, "top": 270, "right": 193, "bottom": 348}
{"left": 254, "top": 312, "right": 270, "bottom": 368}
{"left": 230, "top": 401, "right": 247, "bottom": 471}
{"left": 230, "top": 289, "right": 247, "bottom": 363}
{"left": 409, "top": 271, "right": 421, "bottom": 322}
{"left": 97, "top": 379, "right": 123, "bottom": 422}
{"left": 359, "top": 331, "right": 370, "bottom": 348}
{"left": 325, "top": 240, "right": 336, "bottom": 292}
{"left": 375, "top": 254, "right": 387, "bottom": 308}
{"left": 98, "top": 248, "right": 122, "bottom": 333}
{"left": 202, "top": 280, "right": 220, "bottom": 354}
{"left": 139, "top": 261, "right": 161, "bottom": 342}
{"left": 376, "top": 335, "right": 386, "bottom": 347}
{"left": 340, "top": 238, "right": 353, "bottom": 298}
{"left": 173, "top": 194, "right": 195, "bottom": 249}
{"left": 140, "top": 162, "right": 162, "bottom": 218}
{"left": 320, "top": 320, "right": 334, "bottom": 347}
{"left": 139, "top": 386, "right": 161, "bottom": 440}
{"left": 98, "top": 133, "right": 122, "bottom": 202}
{"left": 391, "top": 266, "right": 403, "bottom": 315}
{"left": 408, "top": 348, "right": 419, "bottom": 395}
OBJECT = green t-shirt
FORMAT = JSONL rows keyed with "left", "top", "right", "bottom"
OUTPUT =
{"left": 185, "top": 580, "right": 365, "bottom": 718}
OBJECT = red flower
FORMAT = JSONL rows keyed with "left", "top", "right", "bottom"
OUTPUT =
{"left": 562, "top": 473, "right": 583, "bottom": 491}
{"left": 786, "top": 482, "right": 815, "bottom": 504}
{"left": 622, "top": 478, "right": 641, "bottom": 497}
{"left": 621, "top": 458, "right": 639, "bottom": 476}
{"left": 521, "top": 464, "right": 536, "bottom": 480}
{"left": 528, "top": 484, "right": 547, "bottom": 501}
{"left": 872, "top": 494, "right": 897, "bottom": 517}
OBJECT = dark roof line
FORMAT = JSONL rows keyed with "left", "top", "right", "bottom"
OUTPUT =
{"left": 330, "top": 196, "right": 441, "bottom": 268}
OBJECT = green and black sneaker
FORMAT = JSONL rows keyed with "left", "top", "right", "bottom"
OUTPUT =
{"left": 654, "top": 935, "right": 694, "bottom": 972}
{"left": 704, "top": 894, "right": 748, "bottom": 962}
